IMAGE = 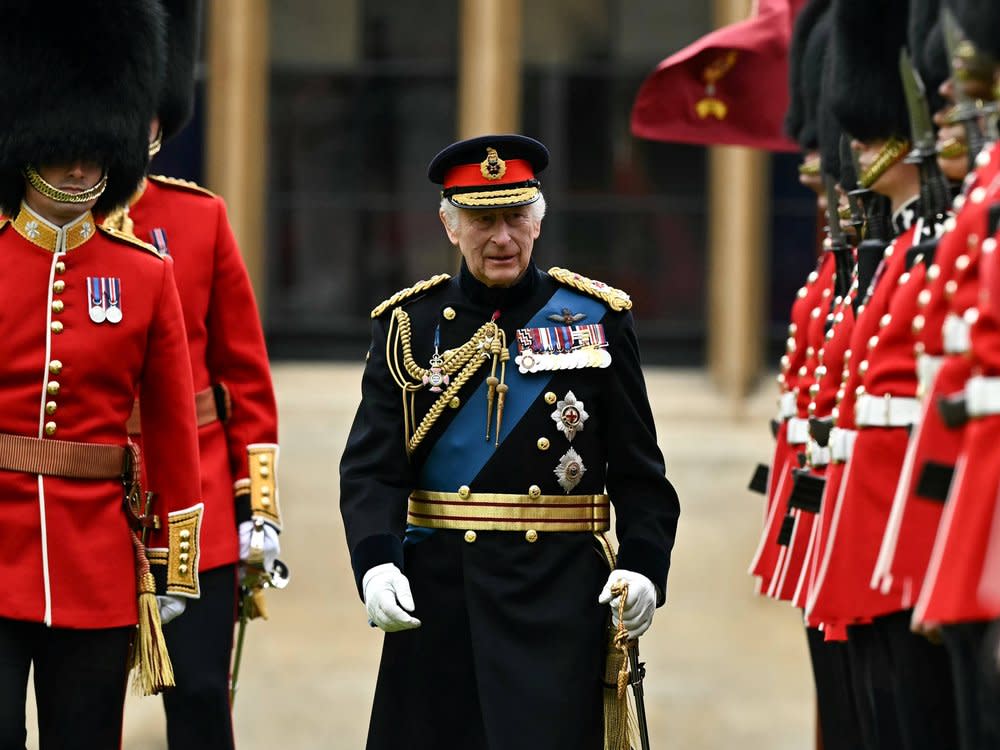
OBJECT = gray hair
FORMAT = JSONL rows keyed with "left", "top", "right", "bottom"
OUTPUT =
{"left": 439, "top": 192, "right": 547, "bottom": 232}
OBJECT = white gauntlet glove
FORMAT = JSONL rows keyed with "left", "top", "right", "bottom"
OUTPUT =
{"left": 598, "top": 569, "right": 657, "bottom": 639}
{"left": 238, "top": 519, "right": 281, "bottom": 573}
{"left": 156, "top": 595, "right": 187, "bottom": 626}
{"left": 362, "top": 563, "right": 421, "bottom": 632}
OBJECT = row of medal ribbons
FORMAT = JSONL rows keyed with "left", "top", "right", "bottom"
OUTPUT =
{"left": 514, "top": 323, "right": 611, "bottom": 374}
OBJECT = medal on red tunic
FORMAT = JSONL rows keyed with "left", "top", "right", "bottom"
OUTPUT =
{"left": 150, "top": 227, "right": 169, "bottom": 256}
{"left": 87, "top": 276, "right": 106, "bottom": 323}
{"left": 105, "top": 278, "right": 122, "bottom": 324}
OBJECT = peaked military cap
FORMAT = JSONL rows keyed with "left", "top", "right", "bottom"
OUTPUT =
{"left": 830, "top": 0, "right": 912, "bottom": 143}
{"left": 428, "top": 134, "right": 549, "bottom": 209}
{"left": 0, "top": 0, "right": 166, "bottom": 216}
{"left": 159, "top": 0, "right": 203, "bottom": 141}
{"left": 785, "top": 0, "right": 832, "bottom": 149}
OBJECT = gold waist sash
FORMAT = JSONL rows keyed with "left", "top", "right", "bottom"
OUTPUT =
{"left": 407, "top": 490, "right": 610, "bottom": 532}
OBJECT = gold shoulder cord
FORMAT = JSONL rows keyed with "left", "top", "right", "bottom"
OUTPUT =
{"left": 386, "top": 308, "right": 509, "bottom": 455}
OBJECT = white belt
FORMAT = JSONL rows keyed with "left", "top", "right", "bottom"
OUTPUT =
{"left": 830, "top": 428, "right": 857, "bottom": 462}
{"left": 778, "top": 391, "right": 797, "bottom": 420}
{"left": 916, "top": 354, "right": 944, "bottom": 399}
{"left": 787, "top": 417, "right": 810, "bottom": 445}
{"left": 856, "top": 393, "right": 922, "bottom": 428}
{"left": 943, "top": 312, "right": 971, "bottom": 354}
{"left": 966, "top": 376, "right": 1000, "bottom": 417}
{"left": 807, "top": 439, "right": 831, "bottom": 467}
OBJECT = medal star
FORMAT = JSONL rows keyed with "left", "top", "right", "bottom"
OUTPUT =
{"left": 551, "top": 390, "right": 588, "bottom": 441}
{"left": 79, "top": 222, "right": 92, "bottom": 239}
{"left": 554, "top": 447, "right": 586, "bottom": 493}
{"left": 25, "top": 220, "right": 39, "bottom": 239}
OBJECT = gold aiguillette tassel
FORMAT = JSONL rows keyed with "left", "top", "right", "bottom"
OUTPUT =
{"left": 494, "top": 346, "right": 510, "bottom": 447}
{"left": 485, "top": 375, "right": 498, "bottom": 441}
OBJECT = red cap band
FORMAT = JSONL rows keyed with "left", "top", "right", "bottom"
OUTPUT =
{"left": 443, "top": 159, "right": 535, "bottom": 189}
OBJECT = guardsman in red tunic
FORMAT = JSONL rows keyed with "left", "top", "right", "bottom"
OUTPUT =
{"left": 0, "top": 3, "right": 204, "bottom": 748}
{"left": 104, "top": 2, "right": 282, "bottom": 748}
{"left": 807, "top": 1, "right": 960, "bottom": 747}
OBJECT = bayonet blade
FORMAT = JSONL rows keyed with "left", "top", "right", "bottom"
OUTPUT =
{"left": 900, "top": 48, "right": 937, "bottom": 161}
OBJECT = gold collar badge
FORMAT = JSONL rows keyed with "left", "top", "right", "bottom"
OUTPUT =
{"left": 480, "top": 147, "right": 507, "bottom": 181}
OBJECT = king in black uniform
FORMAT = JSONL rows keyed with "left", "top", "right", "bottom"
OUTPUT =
{"left": 340, "top": 134, "right": 680, "bottom": 749}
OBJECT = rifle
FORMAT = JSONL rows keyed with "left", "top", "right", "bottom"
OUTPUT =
{"left": 941, "top": 8, "right": 989, "bottom": 169}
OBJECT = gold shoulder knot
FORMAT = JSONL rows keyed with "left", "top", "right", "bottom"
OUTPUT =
{"left": 149, "top": 174, "right": 216, "bottom": 197}
{"left": 0, "top": 216, "right": 8, "bottom": 232}
{"left": 97, "top": 224, "right": 163, "bottom": 259}
{"left": 370, "top": 274, "right": 451, "bottom": 318}
{"left": 547, "top": 266, "right": 632, "bottom": 311}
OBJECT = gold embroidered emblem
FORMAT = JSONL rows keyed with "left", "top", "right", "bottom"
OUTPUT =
{"left": 480, "top": 147, "right": 507, "bottom": 181}
{"left": 695, "top": 51, "right": 739, "bottom": 121}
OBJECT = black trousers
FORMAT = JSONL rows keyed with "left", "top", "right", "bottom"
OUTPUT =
{"left": 0, "top": 617, "right": 131, "bottom": 750}
{"left": 805, "top": 626, "right": 866, "bottom": 750}
{"left": 367, "top": 531, "right": 609, "bottom": 750}
{"left": 871, "top": 610, "right": 959, "bottom": 750}
{"left": 940, "top": 620, "right": 1000, "bottom": 750}
{"left": 162, "top": 563, "right": 238, "bottom": 750}
{"left": 847, "top": 622, "right": 905, "bottom": 750}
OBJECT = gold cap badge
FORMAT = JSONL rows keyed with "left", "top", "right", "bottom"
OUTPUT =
{"left": 480, "top": 147, "right": 507, "bottom": 180}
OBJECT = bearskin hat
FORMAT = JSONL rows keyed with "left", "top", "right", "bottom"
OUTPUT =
{"left": 949, "top": 0, "right": 1000, "bottom": 59}
{"left": 830, "top": 0, "right": 912, "bottom": 143}
{"left": 909, "top": 0, "right": 948, "bottom": 113}
{"left": 0, "top": 0, "right": 166, "bottom": 216}
{"left": 159, "top": 0, "right": 202, "bottom": 141}
{"left": 818, "top": 45, "right": 843, "bottom": 181}
{"left": 786, "top": 0, "right": 833, "bottom": 148}
{"left": 799, "top": 10, "right": 833, "bottom": 152}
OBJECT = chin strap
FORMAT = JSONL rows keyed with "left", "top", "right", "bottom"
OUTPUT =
{"left": 24, "top": 165, "right": 107, "bottom": 204}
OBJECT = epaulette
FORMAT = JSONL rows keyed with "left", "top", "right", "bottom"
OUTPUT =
{"left": 0, "top": 216, "right": 8, "bottom": 232}
{"left": 547, "top": 266, "right": 632, "bottom": 311}
{"left": 149, "top": 174, "right": 216, "bottom": 198}
{"left": 97, "top": 224, "right": 163, "bottom": 259}
{"left": 370, "top": 274, "right": 451, "bottom": 318}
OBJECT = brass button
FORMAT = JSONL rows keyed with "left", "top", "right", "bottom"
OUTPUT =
{"left": 956, "top": 254, "right": 971, "bottom": 271}
{"left": 868, "top": 335, "right": 879, "bottom": 349}
{"left": 945, "top": 280, "right": 958, "bottom": 297}
{"left": 528, "top": 485, "right": 541, "bottom": 498}
{"left": 917, "top": 289, "right": 931, "bottom": 308}
{"left": 807, "top": 270, "right": 819, "bottom": 284}
{"left": 458, "top": 485, "right": 471, "bottom": 499}
{"left": 443, "top": 306, "right": 456, "bottom": 320}
{"left": 51, "top": 300, "right": 64, "bottom": 313}
{"left": 912, "top": 315, "right": 925, "bottom": 333}
{"left": 449, "top": 397, "right": 461, "bottom": 409}
{"left": 47, "top": 381, "right": 60, "bottom": 395}
{"left": 45, "top": 401, "right": 57, "bottom": 415}
{"left": 796, "top": 287, "right": 807, "bottom": 299}
{"left": 54, "top": 262, "right": 66, "bottom": 275}
{"left": 525, "top": 530, "right": 538, "bottom": 543}
{"left": 879, "top": 314, "right": 892, "bottom": 329}
{"left": 262, "top": 497, "right": 272, "bottom": 507}
{"left": 260, "top": 485, "right": 270, "bottom": 496}
{"left": 53, "top": 279, "right": 66, "bottom": 292}
{"left": 537, "top": 437, "right": 550, "bottom": 451}
{"left": 180, "top": 541, "right": 190, "bottom": 552}
{"left": 48, "top": 360, "right": 62, "bottom": 374}
{"left": 258, "top": 455, "right": 269, "bottom": 465}
{"left": 859, "top": 360, "right": 869, "bottom": 375}
{"left": 544, "top": 391, "right": 557, "bottom": 405}
{"left": 50, "top": 321, "right": 63, "bottom": 334}
{"left": 180, "top": 529, "right": 191, "bottom": 540}
{"left": 927, "top": 265, "right": 941, "bottom": 280}
{"left": 464, "top": 530, "right": 477, "bottom": 543}
{"left": 179, "top": 553, "right": 189, "bottom": 563}
{"left": 44, "top": 421, "right": 56, "bottom": 436}
{"left": 178, "top": 564, "right": 189, "bottom": 574}
{"left": 259, "top": 466, "right": 270, "bottom": 478}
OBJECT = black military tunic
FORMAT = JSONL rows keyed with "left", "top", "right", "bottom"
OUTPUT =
{"left": 340, "top": 260, "right": 680, "bottom": 750}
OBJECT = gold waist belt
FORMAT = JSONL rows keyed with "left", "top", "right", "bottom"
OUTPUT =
{"left": 407, "top": 490, "right": 610, "bottom": 532}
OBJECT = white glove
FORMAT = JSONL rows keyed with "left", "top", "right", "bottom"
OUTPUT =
{"left": 157, "top": 594, "right": 187, "bottom": 625}
{"left": 362, "top": 563, "right": 421, "bottom": 633}
{"left": 598, "top": 569, "right": 658, "bottom": 639}
{"left": 238, "top": 519, "right": 280, "bottom": 572}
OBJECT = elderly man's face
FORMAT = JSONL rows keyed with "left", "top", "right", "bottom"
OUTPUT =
{"left": 441, "top": 205, "right": 541, "bottom": 288}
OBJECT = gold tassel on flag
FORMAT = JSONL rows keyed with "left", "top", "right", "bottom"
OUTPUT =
{"left": 129, "top": 531, "right": 175, "bottom": 695}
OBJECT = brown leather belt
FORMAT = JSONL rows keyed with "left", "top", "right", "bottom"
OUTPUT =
{"left": 407, "top": 490, "right": 611, "bottom": 532}
{"left": 127, "top": 385, "right": 221, "bottom": 435}
{"left": 0, "top": 432, "right": 126, "bottom": 479}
